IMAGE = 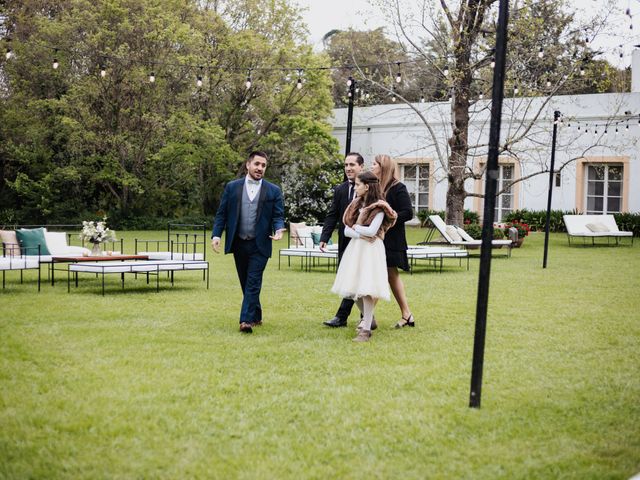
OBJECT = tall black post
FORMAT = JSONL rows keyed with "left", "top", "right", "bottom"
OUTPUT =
{"left": 543, "top": 110, "right": 561, "bottom": 268}
{"left": 469, "top": 0, "right": 510, "bottom": 409}
{"left": 344, "top": 79, "right": 356, "bottom": 157}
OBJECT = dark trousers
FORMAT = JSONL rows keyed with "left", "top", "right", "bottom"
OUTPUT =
{"left": 233, "top": 238, "right": 269, "bottom": 324}
{"left": 334, "top": 245, "right": 355, "bottom": 320}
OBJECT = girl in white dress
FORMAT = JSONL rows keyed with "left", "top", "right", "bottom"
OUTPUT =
{"left": 331, "top": 171, "right": 397, "bottom": 342}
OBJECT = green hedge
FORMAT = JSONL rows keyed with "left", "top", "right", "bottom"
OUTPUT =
{"left": 503, "top": 209, "right": 640, "bottom": 236}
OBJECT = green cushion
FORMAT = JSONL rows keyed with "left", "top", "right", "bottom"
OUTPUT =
{"left": 16, "top": 228, "right": 51, "bottom": 255}
{"left": 310, "top": 232, "right": 332, "bottom": 246}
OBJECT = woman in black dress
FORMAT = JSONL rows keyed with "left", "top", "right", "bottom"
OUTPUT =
{"left": 371, "top": 154, "right": 415, "bottom": 328}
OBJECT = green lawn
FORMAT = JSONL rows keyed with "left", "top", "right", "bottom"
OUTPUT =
{"left": 1, "top": 230, "right": 639, "bottom": 479}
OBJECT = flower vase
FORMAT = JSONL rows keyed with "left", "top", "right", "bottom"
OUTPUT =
{"left": 90, "top": 242, "right": 103, "bottom": 256}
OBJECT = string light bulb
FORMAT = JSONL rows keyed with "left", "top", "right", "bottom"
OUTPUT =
{"left": 479, "top": 92, "right": 484, "bottom": 100}
{"left": 514, "top": 84, "right": 519, "bottom": 95}
{"left": 149, "top": 72, "right": 155, "bottom": 83}
{"left": 420, "top": 89, "right": 425, "bottom": 103}
{"left": 490, "top": 58, "right": 496, "bottom": 69}
{"left": 580, "top": 64, "right": 585, "bottom": 76}
{"left": 538, "top": 47, "right": 544, "bottom": 58}
{"left": 346, "top": 76, "right": 353, "bottom": 87}
{"left": 443, "top": 64, "right": 449, "bottom": 76}
{"left": 100, "top": 65, "right": 106, "bottom": 77}
{"left": 5, "top": 48, "right": 12, "bottom": 60}
{"left": 546, "top": 78, "right": 551, "bottom": 88}
{"left": 296, "top": 69, "right": 303, "bottom": 89}
{"left": 196, "top": 75, "right": 203, "bottom": 87}
{"left": 395, "top": 63, "right": 402, "bottom": 83}
{"left": 245, "top": 70, "right": 252, "bottom": 89}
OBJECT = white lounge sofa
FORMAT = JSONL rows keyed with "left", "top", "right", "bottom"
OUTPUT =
{"left": 563, "top": 214, "right": 633, "bottom": 245}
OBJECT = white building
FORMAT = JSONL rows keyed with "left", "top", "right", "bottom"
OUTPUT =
{"left": 331, "top": 51, "right": 640, "bottom": 221}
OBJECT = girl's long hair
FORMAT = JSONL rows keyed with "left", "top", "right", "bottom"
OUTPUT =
{"left": 374, "top": 154, "right": 399, "bottom": 194}
{"left": 358, "top": 171, "right": 384, "bottom": 207}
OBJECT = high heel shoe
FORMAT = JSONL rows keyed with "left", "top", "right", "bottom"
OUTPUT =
{"left": 394, "top": 314, "right": 415, "bottom": 329}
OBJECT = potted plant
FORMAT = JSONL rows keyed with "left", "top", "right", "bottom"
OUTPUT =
{"left": 80, "top": 217, "right": 117, "bottom": 256}
{"left": 503, "top": 221, "right": 530, "bottom": 247}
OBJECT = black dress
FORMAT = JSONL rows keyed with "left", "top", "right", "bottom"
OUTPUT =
{"left": 383, "top": 182, "right": 413, "bottom": 271}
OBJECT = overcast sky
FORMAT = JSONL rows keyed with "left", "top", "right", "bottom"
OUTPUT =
{"left": 296, "top": 0, "right": 639, "bottom": 65}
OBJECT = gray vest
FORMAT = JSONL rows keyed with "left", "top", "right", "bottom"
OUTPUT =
{"left": 237, "top": 185, "right": 259, "bottom": 240}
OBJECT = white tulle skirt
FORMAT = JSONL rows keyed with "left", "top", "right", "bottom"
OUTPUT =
{"left": 331, "top": 237, "right": 390, "bottom": 301}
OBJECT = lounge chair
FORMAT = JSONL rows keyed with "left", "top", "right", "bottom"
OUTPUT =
{"left": 427, "top": 215, "right": 513, "bottom": 256}
{"left": 563, "top": 214, "right": 633, "bottom": 246}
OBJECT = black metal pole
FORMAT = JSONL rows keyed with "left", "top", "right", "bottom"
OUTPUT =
{"left": 469, "top": 0, "right": 510, "bottom": 409}
{"left": 344, "top": 79, "right": 355, "bottom": 157}
{"left": 543, "top": 110, "right": 561, "bottom": 269}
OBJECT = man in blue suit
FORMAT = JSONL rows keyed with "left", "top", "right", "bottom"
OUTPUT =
{"left": 211, "top": 151, "right": 286, "bottom": 333}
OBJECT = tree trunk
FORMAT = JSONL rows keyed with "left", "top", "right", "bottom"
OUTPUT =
{"left": 446, "top": 84, "right": 471, "bottom": 226}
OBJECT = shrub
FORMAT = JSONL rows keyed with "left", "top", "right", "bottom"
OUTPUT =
{"left": 464, "top": 223, "right": 482, "bottom": 239}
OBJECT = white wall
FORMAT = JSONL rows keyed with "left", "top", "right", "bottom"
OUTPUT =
{"left": 331, "top": 92, "right": 640, "bottom": 214}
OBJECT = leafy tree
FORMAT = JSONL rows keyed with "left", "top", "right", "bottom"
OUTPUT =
{"left": 0, "top": 0, "right": 340, "bottom": 225}
{"left": 356, "top": 0, "right": 629, "bottom": 224}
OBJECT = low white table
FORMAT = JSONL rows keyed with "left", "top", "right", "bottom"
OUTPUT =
{"left": 278, "top": 247, "right": 339, "bottom": 272}
{"left": 407, "top": 247, "right": 469, "bottom": 273}
{"left": 67, "top": 260, "right": 209, "bottom": 295}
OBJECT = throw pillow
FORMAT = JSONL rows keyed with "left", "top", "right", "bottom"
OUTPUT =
{"left": 44, "top": 231, "right": 69, "bottom": 254}
{"left": 311, "top": 232, "right": 321, "bottom": 246}
{"left": 445, "top": 225, "right": 463, "bottom": 242}
{"left": 297, "top": 227, "right": 313, "bottom": 248}
{"left": 456, "top": 227, "right": 475, "bottom": 242}
{"left": 15, "top": 228, "right": 51, "bottom": 256}
{"left": 586, "top": 222, "right": 609, "bottom": 233}
{"left": 0, "top": 229, "right": 20, "bottom": 256}
{"left": 289, "top": 222, "right": 307, "bottom": 247}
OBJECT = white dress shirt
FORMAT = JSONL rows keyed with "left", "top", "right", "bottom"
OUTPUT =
{"left": 245, "top": 175, "right": 262, "bottom": 201}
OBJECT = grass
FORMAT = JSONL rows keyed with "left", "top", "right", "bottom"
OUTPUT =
{"left": 1, "top": 230, "right": 639, "bottom": 479}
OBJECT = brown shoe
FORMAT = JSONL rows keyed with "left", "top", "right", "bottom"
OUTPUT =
{"left": 353, "top": 329, "right": 372, "bottom": 342}
{"left": 239, "top": 322, "right": 253, "bottom": 333}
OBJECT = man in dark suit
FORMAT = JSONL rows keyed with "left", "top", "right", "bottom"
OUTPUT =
{"left": 211, "top": 151, "right": 286, "bottom": 333}
{"left": 319, "top": 152, "right": 365, "bottom": 328}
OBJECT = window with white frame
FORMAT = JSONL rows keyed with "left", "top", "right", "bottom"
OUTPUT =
{"left": 585, "top": 164, "right": 623, "bottom": 214}
{"left": 494, "top": 164, "right": 514, "bottom": 221}
{"left": 400, "top": 164, "right": 429, "bottom": 213}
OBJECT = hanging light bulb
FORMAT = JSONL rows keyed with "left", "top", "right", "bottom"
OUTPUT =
{"left": 297, "top": 69, "right": 303, "bottom": 89}
{"left": 546, "top": 78, "right": 551, "bottom": 88}
{"left": 448, "top": 89, "right": 452, "bottom": 101}
{"left": 420, "top": 89, "right": 425, "bottom": 103}
{"left": 5, "top": 48, "right": 12, "bottom": 60}
{"left": 347, "top": 76, "right": 353, "bottom": 87}
{"left": 626, "top": 123, "right": 629, "bottom": 130}
{"left": 245, "top": 70, "right": 252, "bottom": 89}
{"left": 538, "top": 47, "right": 544, "bottom": 58}
{"left": 395, "top": 63, "right": 402, "bottom": 83}
{"left": 490, "top": 58, "right": 496, "bottom": 69}
{"left": 443, "top": 64, "right": 449, "bottom": 76}
{"left": 365, "top": 91, "right": 370, "bottom": 100}
{"left": 514, "top": 84, "right": 519, "bottom": 95}
{"left": 605, "top": 128, "right": 608, "bottom": 135}
{"left": 100, "top": 65, "right": 106, "bottom": 77}
{"left": 580, "top": 64, "right": 585, "bottom": 76}
{"left": 196, "top": 75, "right": 203, "bottom": 87}
{"left": 149, "top": 72, "right": 155, "bottom": 83}
{"left": 479, "top": 92, "right": 484, "bottom": 100}
{"left": 615, "top": 127, "right": 619, "bottom": 134}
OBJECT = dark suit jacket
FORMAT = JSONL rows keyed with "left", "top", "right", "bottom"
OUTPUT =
{"left": 384, "top": 182, "right": 414, "bottom": 252}
{"left": 212, "top": 178, "right": 285, "bottom": 258}
{"left": 320, "top": 181, "right": 352, "bottom": 255}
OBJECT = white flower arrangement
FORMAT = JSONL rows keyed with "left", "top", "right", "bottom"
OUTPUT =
{"left": 80, "top": 217, "right": 117, "bottom": 244}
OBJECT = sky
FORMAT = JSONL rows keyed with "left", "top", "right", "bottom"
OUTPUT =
{"left": 296, "top": 0, "right": 640, "bottom": 66}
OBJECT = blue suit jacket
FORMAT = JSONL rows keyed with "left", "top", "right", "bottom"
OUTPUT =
{"left": 212, "top": 178, "right": 285, "bottom": 258}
